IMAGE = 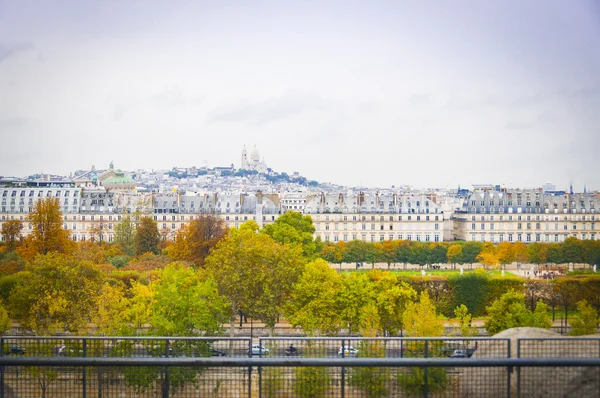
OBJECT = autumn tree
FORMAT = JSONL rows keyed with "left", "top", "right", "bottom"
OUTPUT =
{"left": 285, "top": 259, "right": 343, "bottom": 336}
{"left": 513, "top": 241, "right": 529, "bottom": 264}
{"left": 496, "top": 242, "right": 515, "bottom": 267}
{"left": 569, "top": 300, "right": 599, "bottom": 336}
{"left": 369, "top": 270, "right": 416, "bottom": 336}
{"left": 8, "top": 253, "right": 105, "bottom": 334}
{"left": 320, "top": 241, "right": 346, "bottom": 268}
{"left": 114, "top": 214, "right": 136, "bottom": 256}
{"left": 205, "top": 221, "right": 305, "bottom": 336}
{"left": 1, "top": 219, "right": 23, "bottom": 251}
{"left": 26, "top": 197, "right": 72, "bottom": 257}
{"left": 135, "top": 216, "right": 160, "bottom": 255}
{"left": 446, "top": 244, "right": 463, "bottom": 268}
{"left": 262, "top": 211, "right": 320, "bottom": 259}
{"left": 166, "top": 215, "right": 227, "bottom": 267}
{"left": 379, "top": 241, "right": 398, "bottom": 268}
{"left": 484, "top": 290, "right": 552, "bottom": 335}
{"left": 476, "top": 243, "right": 499, "bottom": 269}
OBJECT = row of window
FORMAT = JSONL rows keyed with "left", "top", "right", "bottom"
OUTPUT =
{"left": 469, "top": 233, "right": 598, "bottom": 243}
{"left": 320, "top": 234, "right": 441, "bottom": 243}
{"left": 470, "top": 214, "right": 597, "bottom": 221}
{"left": 470, "top": 207, "right": 596, "bottom": 214}
{"left": 315, "top": 215, "right": 440, "bottom": 222}
{"left": 471, "top": 223, "right": 596, "bottom": 231}
{"left": 1, "top": 190, "right": 79, "bottom": 198}
{"left": 320, "top": 223, "right": 440, "bottom": 231}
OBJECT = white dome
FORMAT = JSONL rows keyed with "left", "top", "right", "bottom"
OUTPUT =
{"left": 250, "top": 146, "right": 260, "bottom": 161}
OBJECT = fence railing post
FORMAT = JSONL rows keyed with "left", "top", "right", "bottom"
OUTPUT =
{"left": 516, "top": 339, "right": 521, "bottom": 398}
{"left": 82, "top": 338, "right": 87, "bottom": 398}
{"left": 424, "top": 340, "right": 429, "bottom": 398}
{"left": 164, "top": 339, "right": 170, "bottom": 398}
{"left": 258, "top": 338, "right": 262, "bottom": 398}
{"left": 507, "top": 339, "right": 512, "bottom": 398}
{"left": 248, "top": 339, "right": 252, "bottom": 398}
{"left": 340, "top": 338, "right": 346, "bottom": 398}
{"left": 1, "top": 336, "right": 4, "bottom": 398}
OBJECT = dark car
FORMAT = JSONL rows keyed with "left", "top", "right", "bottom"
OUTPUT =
{"left": 5, "top": 344, "right": 25, "bottom": 355}
{"left": 210, "top": 347, "right": 226, "bottom": 357}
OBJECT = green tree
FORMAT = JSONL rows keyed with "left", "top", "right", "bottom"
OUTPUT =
{"left": 114, "top": 214, "right": 137, "bottom": 256}
{"left": 428, "top": 243, "right": 447, "bottom": 265}
{"left": 400, "top": 291, "right": 448, "bottom": 395}
{"left": 484, "top": 290, "right": 552, "bottom": 335}
{"left": 403, "top": 291, "right": 443, "bottom": 337}
{"left": 343, "top": 240, "right": 369, "bottom": 265}
{"left": 135, "top": 216, "right": 160, "bottom": 255}
{"left": 262, "top": 211, "right": 320, "bottom": 259}
{"left": 8, "top": 253, "right": 105, "bottom": 334}
{"left": 462, "top": 241, "right": 483, "bottom": 267}
{"left": 453, "top": 304, "right": 478, "bottom": 338}
{"left": 0, "top": 302, "right": 10, "bottom": 334}
{"left": 1, "top": 219, "right": 23, "bottom": 251}
{"left": 26, "top": 197, "right": 72, "bottom": 257}
{"left": 337, "top": 273, "right": 375, "bottom": 334}
{"left": 562, "top": 237, "right": 583, "bottom": 264}
{"left": 528, "top": 243, "right": 547, "bottom": 265}
{"left": 124, "top": 263, "right": 229, "bottom": 397}
{"left": 285, "top": 259, "right": 343, "bottom": 336}
{"left": 569, "top": 300, "right": 599, "bottom": 336}
{"left": 546, "top": 243, "right": 564, "bottom": 264}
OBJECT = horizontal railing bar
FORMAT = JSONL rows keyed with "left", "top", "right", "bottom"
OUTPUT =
{"left": 259, "top": 337, "right": 510, "bottom": 341}
{"left": 2, "top": 357, "right": 600, "bottom": 368}
{"left": 1, "top": 336, "right": 252, "bottom": 341}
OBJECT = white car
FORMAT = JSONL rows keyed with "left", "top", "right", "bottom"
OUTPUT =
{"left": 249, "top": 344, "right": 269, "bottom": 356}
{"left": 338, "top": 346, "right": 359, "bottom": 357}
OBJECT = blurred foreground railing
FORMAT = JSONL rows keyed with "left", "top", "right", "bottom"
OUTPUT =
{"left": 2, "top": 336, "right": 600, "bottom": 397}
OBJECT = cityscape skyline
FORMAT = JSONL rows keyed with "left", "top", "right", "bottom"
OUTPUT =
{"left": 1, "top": 1, "right": 599, "bottom": 189}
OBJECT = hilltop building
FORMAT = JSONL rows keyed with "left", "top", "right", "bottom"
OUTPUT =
{"left": 241, "top": 145, "right": 267, "bottom": 173}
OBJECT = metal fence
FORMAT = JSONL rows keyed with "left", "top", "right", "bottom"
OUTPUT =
{"left": 1, "top": 336, "right": 252, "bottom": 398}
{"left": 1, "top": 336, "right": 600, "bottom": 397}
{"left": 517, "top": 338, "right": 600, "bottom": 398}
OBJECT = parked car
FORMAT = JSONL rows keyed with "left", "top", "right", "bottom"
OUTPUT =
{"left": 338, "top": 346, "right": 359, "bottom": 357}
{"left": 58, "top": 345, "right": 83, "bottom": 357}
{"left": 5, "top": 344, "right": 25, "bottom": 355}
{"left": 450, "top": 349, "right": 474, "bottom": 358}
{"left": 210, "top": 347, "right": 226, "bottom": 357}
{"left": 248, "top": 344, "right": 269, "bottom": 356}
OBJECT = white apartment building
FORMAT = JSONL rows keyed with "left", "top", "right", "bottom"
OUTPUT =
{"left": 455, "top": 188, "right": 599, "bottom": 243}
{"left": 303, "top": 192, "right": 452, "bottom": 243}
{"left": 2, "top": 181, "right": 599, "bottom": 245}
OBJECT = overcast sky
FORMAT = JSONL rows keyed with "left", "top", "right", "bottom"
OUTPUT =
{"left": 1, "top": 0, "right": 599, "bottom": 190}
